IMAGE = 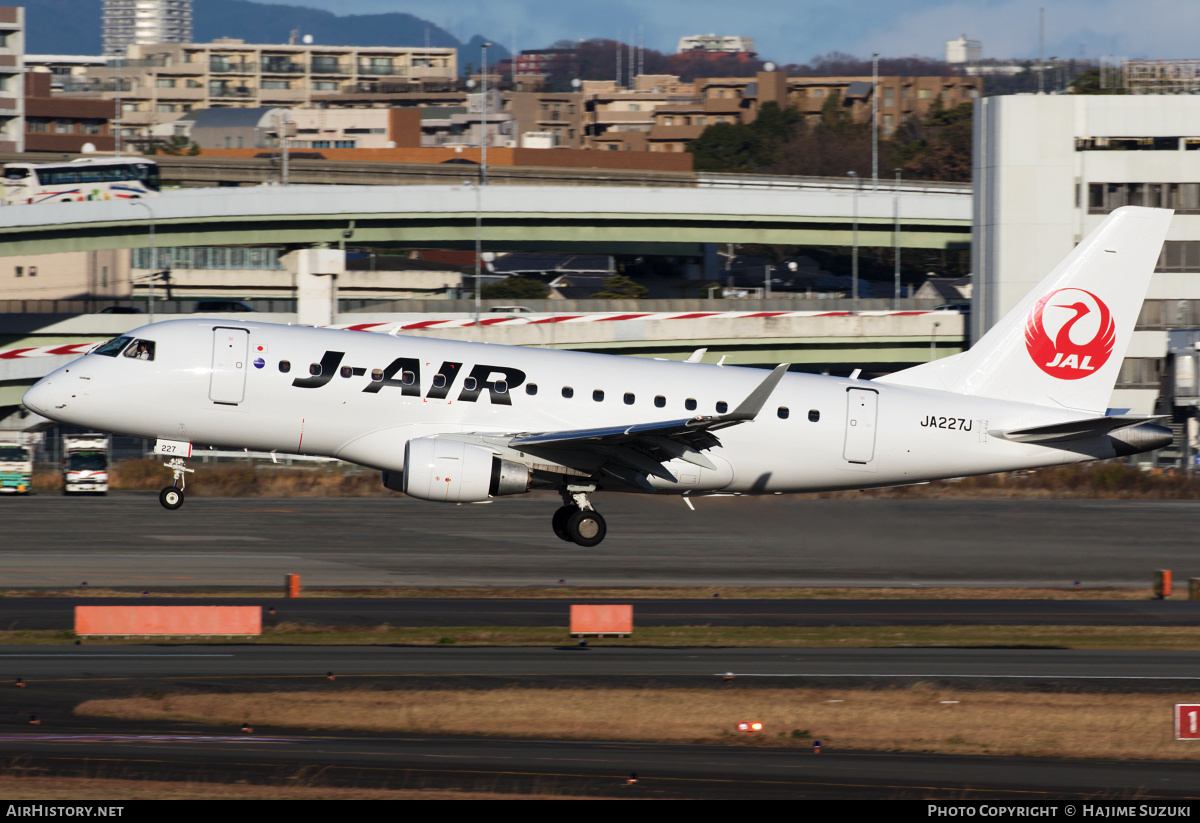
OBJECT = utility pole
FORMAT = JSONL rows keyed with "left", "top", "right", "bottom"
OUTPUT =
{"left": 480, "top": 41, "right": 491, "bottom": 186}
{"left": 894, "top": 168, "right": 902, "bottom": 308}
{"left": 848, "top": 171, "right": 859, "bottom": 311}
{"left": 872, "top": 52, "right": 879, "bottom": 191}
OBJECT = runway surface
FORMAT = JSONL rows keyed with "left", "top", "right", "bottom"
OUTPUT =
{"left": 2, "top": 493, "right": 1197, "bottom": 588}
{"left": 3, "top": 645, "right": 1200, "bottom": 798}
{"left": 5, "top": 493, "right": 1199, "bottom": 797}
{"left": 4, "top": 597, "right": 1200, "bottom": 631}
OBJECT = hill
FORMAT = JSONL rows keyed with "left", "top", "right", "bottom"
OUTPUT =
{"left": 25, "top": 0, "right": 507, "bottom": 71}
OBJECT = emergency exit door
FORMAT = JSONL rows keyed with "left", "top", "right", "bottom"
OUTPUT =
{"left": 843, "top": 387, "right": 878, "bottom": 464}
{"left": 210, "top": 327, "right": 249, "bottom": 404}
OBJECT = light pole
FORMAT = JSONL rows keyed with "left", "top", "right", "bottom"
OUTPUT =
{"left": 931, "top": 321, "right": 941, "bottom": 361}
{"left": 480, "top": 41, "right": 492, "bottom": 186}
{"left": 763, "top": 262, "right": 772, "bottom": 300}
{"left": 474, "top": 180, "right": 482, "bottom": 325}
{"left": 893, "top": 168, "right": 902, "bottom": 308}
{"left": 848, "top": 170, "right": 858, "bottom": 310}
{"left": 133, "top": 200, "right": 155, "bottom": 323}
{"left": 871, "top": 52, "right": 879, "bottom": 192}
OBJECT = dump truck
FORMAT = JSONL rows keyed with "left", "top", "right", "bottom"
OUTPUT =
{"left": 63, "top": 433, "right": 109, "bottom": 494}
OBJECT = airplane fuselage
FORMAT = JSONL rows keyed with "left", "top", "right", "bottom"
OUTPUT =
{"left": 27, "top": 318, "right": 1119, "bottom": 497}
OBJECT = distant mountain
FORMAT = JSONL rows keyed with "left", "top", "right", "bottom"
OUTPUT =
{"left": 25, "top": 0, "right": 508, "bottom": 72}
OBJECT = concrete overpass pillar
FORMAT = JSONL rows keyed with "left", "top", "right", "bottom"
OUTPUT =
{"left": 283, "top": 247, "right": 343, "bottom": 326}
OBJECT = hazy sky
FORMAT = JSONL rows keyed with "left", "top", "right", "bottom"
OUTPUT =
{"left": 300, "top": 0, "right": 1194, "bottom": 64}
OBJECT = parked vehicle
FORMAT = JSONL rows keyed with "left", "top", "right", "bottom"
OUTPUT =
{"left": 62, "top": 433, "right": 110, "bottom": 495}
{"left": 0, "top": 438, "right": 32, "bottom": 494}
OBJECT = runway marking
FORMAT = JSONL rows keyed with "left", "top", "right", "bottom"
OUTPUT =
{"left": 0, "top": 734, "right": 290, "bottom": 743}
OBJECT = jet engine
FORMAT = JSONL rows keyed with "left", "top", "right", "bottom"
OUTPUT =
{"left": 393, "top": 437, "right": 531, "bottom": 502}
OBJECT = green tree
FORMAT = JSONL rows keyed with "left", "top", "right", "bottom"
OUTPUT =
{"left": 590, "top": 274, "right": 649, "bottom": 299}
{"left": 479, "top": 276, "right": 549, "bottom": 299}
{"left": 147, "top": 134, "right": 201, "bottom": 156}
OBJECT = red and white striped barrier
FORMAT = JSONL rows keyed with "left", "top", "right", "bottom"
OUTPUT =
{"left": 0, "top": 343, "right": 95, "bottom": 360}
{"left": 329, "top": 309, "right": 940, "bottom": 334}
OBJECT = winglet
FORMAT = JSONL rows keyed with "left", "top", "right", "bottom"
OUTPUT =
{"left": 724, "top": 363, "right": 789, "bottom": 422}
{"left": 686, "top": 348, "right": 707, "bottom": 363}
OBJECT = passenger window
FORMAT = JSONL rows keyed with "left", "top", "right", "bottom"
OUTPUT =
{"left": 562, "top": 386, "right": 574, "bottom": 398}
{"left": 309, "top": 363, "right": 322, "bottom": 376}
{"left": 809, "top": 409, "right": 820, "bottom": 422}
{"left": 122, "top": 339, "right": 155, "bottom": 361}
{"left": 370, "top": 369, "right": 384, "bottom": 382}
{"left": 340, "top": 366, "right": 352, "bottom": 378}
{"left": 278, "top": 360, "right": 291, "bottom": 373}
{"left": 401, "top": 370, "right": 416, "bottom": 386}
{"left": 716, "top": 401, "right": 728, "bottom": 413}
{"left": 685, "top": 398, "right": 697, "bottom": 411}
{"left": 778, "top": 406, "right": 790, "bottom": 419}
{"left": 624, "top": 392, "right": 635, "bottom": 405}
{"left": 654, "top": 395, "right": 665, "bottom": 408}
{"left": 93, "top": 336, "right": 133, "bottom": 357}
{"left": 526, "top": 383, "right": 538, "bottom": 395}
{"left": 433, "top": 374, "right": 447, "bottom": 388}
{"left": 464, "top": 377, "right": 478, "bottom": 391}
{"left": 495, "top": 380, "right": 508, "bottom": 394}
{"left": 593, "top": 389, "right": 605, "bottom": 402}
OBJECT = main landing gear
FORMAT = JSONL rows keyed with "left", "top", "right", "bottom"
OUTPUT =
{"left": 158, "top": 457, "right": 193, "bottom": 510}
{"left": 552, "top": 485, "right": 607, "bottom": 547}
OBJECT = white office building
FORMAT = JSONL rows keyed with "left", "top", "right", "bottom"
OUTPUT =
{"left": 973, "top": 93, "right": 1200, "bottom": 417}
{"left": 945, "top": 36, "right": 981, "bottom": 64}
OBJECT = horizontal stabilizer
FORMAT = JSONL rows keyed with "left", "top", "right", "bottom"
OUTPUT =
{"left": 990, "top": 415, "right": 1165, "bottom": 444}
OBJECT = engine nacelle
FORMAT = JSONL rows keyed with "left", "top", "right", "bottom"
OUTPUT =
{"left": 399, "top": 437, "right": 531, "bottom": 502}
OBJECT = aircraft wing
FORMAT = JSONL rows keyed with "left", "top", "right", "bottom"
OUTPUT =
{"left": 465, "top": 364, "right": 789, "bottom": 490}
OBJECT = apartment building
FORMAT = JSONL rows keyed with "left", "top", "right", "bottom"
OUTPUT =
{"left": 25, "top": 70, "right": 115, "bottom": 152}
{"left": 0, "top": 6, "right": 22, "bottom": 152}
{"left": 102, "top": 0, "right": 192, "bottom": 57}
{"left": 61, "top": 39, "right": 457, "bottom": 137}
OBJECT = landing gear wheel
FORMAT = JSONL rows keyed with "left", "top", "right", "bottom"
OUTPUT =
{"left": 566, "top": 509, "right": 607, "bottom": 547}
{"left": 552, "top": 506, "right": 578, "bottom": 542}
{"left": 159, "top": 486, "right": 184, "bottom": 510}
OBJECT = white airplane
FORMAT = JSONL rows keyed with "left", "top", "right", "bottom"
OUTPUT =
{"left": 22, "top": 206, "right": 1174, "bottom": 546}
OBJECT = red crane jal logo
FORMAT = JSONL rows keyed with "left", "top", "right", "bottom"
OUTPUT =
{"left": 1024, "top": 288, "right": 1115, "bottom": 380}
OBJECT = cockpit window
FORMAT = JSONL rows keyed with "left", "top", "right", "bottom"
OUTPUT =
{"left": 122, "top": 339, "right": 155, "bottom": 361}
{"left": 93, "top": 336, "right": 133, "bottom": 357}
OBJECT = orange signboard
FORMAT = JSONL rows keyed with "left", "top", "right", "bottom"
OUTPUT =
{"left": 570, "top": 605, "right": 633, "bottom": 636}
{"left": 75, "top": 606, "right": 261, "bottom": 636}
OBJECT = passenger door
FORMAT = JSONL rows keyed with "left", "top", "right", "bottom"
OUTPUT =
{"left": 209, "top": 327, "right": 249, "bottom": 404}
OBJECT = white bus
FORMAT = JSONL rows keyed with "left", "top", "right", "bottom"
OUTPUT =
{"left": 1, "top": 157, "right": 160, "bottom": 205}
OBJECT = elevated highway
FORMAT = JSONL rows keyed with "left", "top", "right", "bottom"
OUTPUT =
{"left": 0, "top": 181, "right": 970, "bottom": 258}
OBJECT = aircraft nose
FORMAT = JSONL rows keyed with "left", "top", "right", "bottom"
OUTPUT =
{"left": 22, "top": 377, "right": 58, "bottom": 417}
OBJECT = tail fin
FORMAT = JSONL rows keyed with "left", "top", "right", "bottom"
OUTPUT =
{"left": 878, "top": 206, "right": 1173, "bottom": 413}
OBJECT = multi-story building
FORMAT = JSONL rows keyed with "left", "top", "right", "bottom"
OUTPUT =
{"left": 59, "top": 39, "right": 457, "bottom": 137}
{"left": 972, "top": 94, "right": 1200, "bottom": 422}
{"left": 677, "top": 35, "right": 755, "bottom": 55}
{"left": 513, "top": 49, "right": 579, "bottom": 78}
{"left": 0, "top": 6, "right": 22, "bottom": 152}
{"left": 102, "top": 0, "right": 192, "bottom": 57}
{"left": 25, "top": 70, "right": 115, "bottom": 152}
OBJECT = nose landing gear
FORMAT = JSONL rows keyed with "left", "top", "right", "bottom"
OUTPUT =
{"left": 158, "top": 457, "right": 193, "bottom": 510}
{"left": 553, "top": 486, "right": 607, "bottom": 547}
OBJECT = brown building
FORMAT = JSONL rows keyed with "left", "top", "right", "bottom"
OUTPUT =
{"left": 25, "top": 71, "right": 115, "bottom": 152}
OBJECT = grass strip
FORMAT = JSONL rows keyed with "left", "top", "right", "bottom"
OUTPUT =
{"left": 7, "top": 624, "right": 1200, "bottom": 649}
{"left": 75, "top": 686, "right": 1200, "bottom": 762}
